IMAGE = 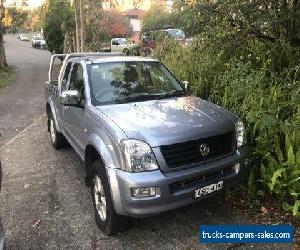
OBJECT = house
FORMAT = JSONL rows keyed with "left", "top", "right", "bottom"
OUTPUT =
{"left": 122, "top": 8, "right": 145, "bottom": 42}
{"left": 102, "top": 0, "right": 173, "bottom": 41}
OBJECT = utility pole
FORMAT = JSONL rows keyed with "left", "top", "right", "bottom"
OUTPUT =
{"left": 79, "top": 0, "right": 84, "bottom": 52}
{"left": 74, "top": 0, "right": 80, "bottom": 52}
{"left": 0, "top": 0, "right": 7, "bottom": 69}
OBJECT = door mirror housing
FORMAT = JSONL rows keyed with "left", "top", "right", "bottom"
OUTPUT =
{"left": 60, "top": 90, "right": 81, "bottom": 107}
{"left": 182, "top": 80, "right": 190, "bottom": 91}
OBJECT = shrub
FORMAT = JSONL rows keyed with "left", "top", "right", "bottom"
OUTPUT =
{"left": 154, "top": 37, "right": 300, "bottom": 215}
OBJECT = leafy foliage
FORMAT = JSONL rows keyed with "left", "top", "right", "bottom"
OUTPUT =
{"left": 142, "top": 4, "right": 180, "bottom": 32}
{"left": 154, "top": 0, "right": 300, "bottom": 216}
{"left": 174, "top": 0, "right": 300, "bottom": 43}
{"left": 39, "top": 0, "right": 133, "bottom": 52}
{"left": 4, "top": 8, "right": 28, "bottom": 33}
{"left": 42, "top": 0, "right": 73, "bottom": 53}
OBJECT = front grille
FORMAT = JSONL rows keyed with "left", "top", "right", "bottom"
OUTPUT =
{"left": 169, "top": 165, "right": 235, "bottom": 193}
{"left": 160, "top": 131, "right": 235, "bottom": 168}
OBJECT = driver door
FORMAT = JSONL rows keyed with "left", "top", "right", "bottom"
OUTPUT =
{"left": 63, "top": 63, "right": 87, "bottom": 152}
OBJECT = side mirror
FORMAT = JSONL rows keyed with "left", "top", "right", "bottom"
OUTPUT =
{"left": 182, "top": 80, "right": 190, "bottom": 91}
{"left": 60, "top": 90, "right": 81, "bottom": 106}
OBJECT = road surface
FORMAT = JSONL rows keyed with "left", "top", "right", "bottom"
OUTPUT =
{"left": 0, "top": 35, "right": 294, "bottom": 250}
{"left": 0, "top": 35, "right": 50, "bottom": 146}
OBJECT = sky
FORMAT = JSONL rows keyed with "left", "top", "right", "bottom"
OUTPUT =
{"left": 5, "top": 0, "right": 45, "bottom": 8}
{"left": 28, "top": 0, "right": 44, "bottom": 8}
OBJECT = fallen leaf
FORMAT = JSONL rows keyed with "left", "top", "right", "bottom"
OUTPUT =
{"left": 261, "top": 206, "right": 268, "bottom": 214}
{"left": 32, "top": 219, "right": 41, "bottom": 228}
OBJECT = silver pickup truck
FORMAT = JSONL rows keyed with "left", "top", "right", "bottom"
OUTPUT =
{"left": 45, "top": 53, "right": 249, "bottom": 235}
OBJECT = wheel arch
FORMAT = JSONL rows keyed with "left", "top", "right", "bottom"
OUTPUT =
{"left": 84, "top": 144, "right": 104, "bottom": 186}
{"left": 45, "top": 101, "right": 61, "bottom": 133}
{"left": 84, "top": 136, "right": 126, "bottom": 215}
{"left": 46, "top": 102, "right": 52, "bottom": 132}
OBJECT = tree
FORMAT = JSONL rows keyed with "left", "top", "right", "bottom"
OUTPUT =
{"left": 42, "top": 0, "right": 74, "bottom": 54}
{"left": 174, "top": 0, "right": 300, "bottom": 45}
{"left": 133, "top": 0, "right": 143, "bottom": 8}
{"left": 106, "top": 10, "right": 129, "bottom": 37}
{"left": 142, "top": 5, "right": 174, "bottom": 31}
{"left": 3, "top": 7, "right": 28, "bottom": 33}
{"left": 0, "top": 0, "right": 7, "bottom": 69}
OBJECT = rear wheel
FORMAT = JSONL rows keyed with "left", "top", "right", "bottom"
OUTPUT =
{"left": 91, "top": 160, "right": 128, "bottom": 235}
{"left": 48, "top": 115, "right": 66, "bottom": 150}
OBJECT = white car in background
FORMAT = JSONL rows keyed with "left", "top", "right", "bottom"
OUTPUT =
{"left": 40, "top": 39, "right": 47, "bottom": 50}
{"left": 19, "top": 34, "right": 29, "bottom": 41}
{"left": 110, "top": 38, "right": 138, "bottom": 54}
{"left": 32, "top": 34, "right": 44, "bottom": 48}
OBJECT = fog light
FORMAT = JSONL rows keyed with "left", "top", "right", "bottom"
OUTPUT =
{"left": 234, "top": 163, "right": 240, "bottom": 174}
{"left": 131, "top": 187, "right": 156, "bottom": 198}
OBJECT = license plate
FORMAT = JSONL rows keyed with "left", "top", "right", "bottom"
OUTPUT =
{"left": 194, "top": 181, "right": 223, "bottom": 199}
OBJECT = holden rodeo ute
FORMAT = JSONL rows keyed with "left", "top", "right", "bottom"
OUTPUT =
{"left": 44, "top": 53, "right": 249, "bottom": 235}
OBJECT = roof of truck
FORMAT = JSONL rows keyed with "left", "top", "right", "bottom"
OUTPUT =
{"left": 80, "top": 56, "right": 158, "bottom": 64}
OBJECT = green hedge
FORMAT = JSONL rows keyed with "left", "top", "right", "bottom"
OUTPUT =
{"left": 154, "top": 38, "right": 300, "bottom": 216}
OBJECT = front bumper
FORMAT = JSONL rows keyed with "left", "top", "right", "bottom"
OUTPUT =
{"left": 108, "top": 146, "right": 250, "bottom": 217}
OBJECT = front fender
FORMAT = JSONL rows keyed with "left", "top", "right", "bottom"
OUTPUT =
{"left": 87, "top": 133, "right": 126, "bottom": 215}
{"left": 87, "top": 133, "right": 122, "bottom": 170}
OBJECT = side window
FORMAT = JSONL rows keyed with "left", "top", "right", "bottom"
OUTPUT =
{"left": 61, "top": 62, "right": 72, "bottom": 91}
{"left": 69, "top": 64, "right": 85, "bottom": 99}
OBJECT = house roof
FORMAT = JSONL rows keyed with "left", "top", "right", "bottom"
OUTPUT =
{"left": 122, "top": 8, "right": 145, "bottom": 17}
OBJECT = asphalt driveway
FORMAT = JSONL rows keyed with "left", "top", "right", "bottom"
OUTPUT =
{"left": 0, "top": 35, "right": 51, "bottom": 146}
{"left": 0, "top": 35, "right": 295, "bottom": 250}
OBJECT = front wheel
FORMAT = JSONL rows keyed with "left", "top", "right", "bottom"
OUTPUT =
{"left": 91, "top": 160, "right": 128, "bottom": 235}
{"left": 48, "top": 115, "right": 66, "bottom": 150}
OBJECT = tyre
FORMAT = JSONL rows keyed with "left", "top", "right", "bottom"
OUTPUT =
{"left": 91, "top": 160, "right": 128, "bottom": 235}
{"left": 48, "top": 114, "right": 66, "bottom": 150}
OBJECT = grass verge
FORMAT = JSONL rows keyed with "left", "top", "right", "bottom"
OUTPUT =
{"left": 0, "top": 66, "right": 15, "bottom": 90}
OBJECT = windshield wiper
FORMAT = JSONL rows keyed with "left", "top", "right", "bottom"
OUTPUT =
{"left": 117, "top": 90, "right": 186, "bottom": 103}
{"left": 117, "top": 94, "right": 162, "bottom": 103}
{"left": 157, "top": 90, "right": 187, "bottom": 99}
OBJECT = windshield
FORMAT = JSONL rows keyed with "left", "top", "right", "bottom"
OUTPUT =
{"left": 87, "top": 61, "right": 185, "bottom": 105}
{"left": 34, "top": 37, "right": 43, "bottom": 40}
{"left": 167, "top": 29, "right": 186, "bottom": 39}
{"left": 113, "top": 38, "right": 128, "bottom": 45}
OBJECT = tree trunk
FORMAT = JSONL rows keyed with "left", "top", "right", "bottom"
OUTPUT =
{"left": 290, "top": 0, "right": 300, "bottom": 46}
{"left": 73, "top": 34, "right": 76, "bottom": 53}
{"left": 0, "top": 0, "right": 7, "bottom": 69}
{"left": 0, "top": 35, "right": 7, "bottom": 69}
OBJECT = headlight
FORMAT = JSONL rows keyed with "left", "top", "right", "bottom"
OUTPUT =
{"left": 120, "top": 139, "right": 159, "bottom": 172}
{"left": 235, "top": 120, "right": 246, "bottom": 147}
